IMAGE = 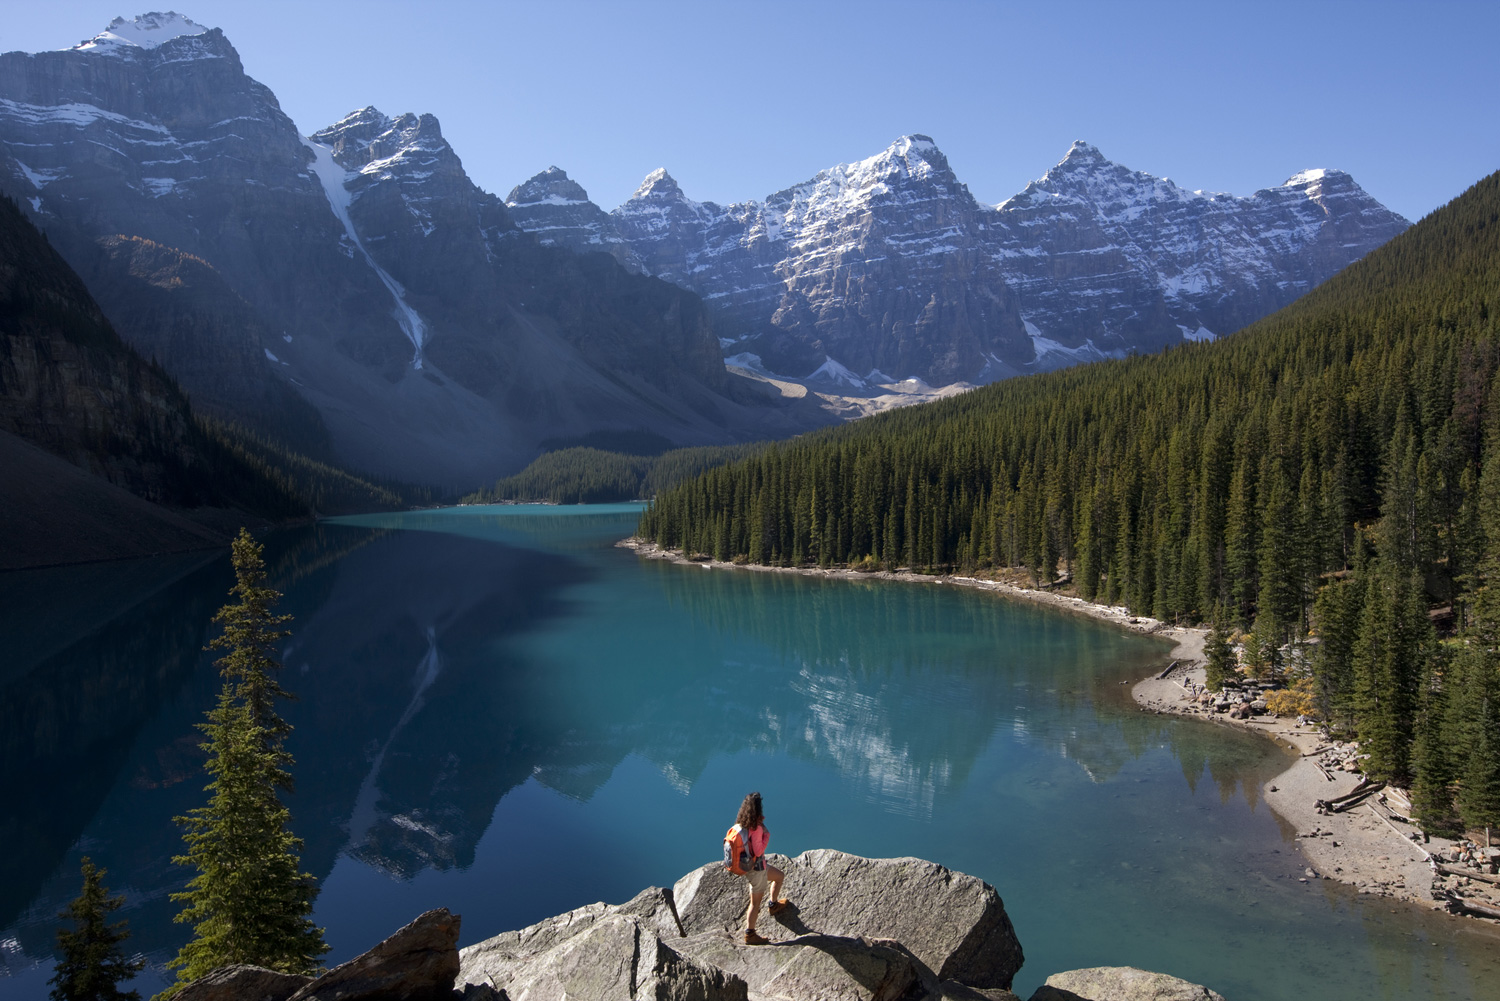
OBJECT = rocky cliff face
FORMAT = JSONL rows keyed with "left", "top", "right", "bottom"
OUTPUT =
{"left": 0, "top": 14, "right": 826, "bottom": 486}
{"left": 512, "top": 137, "right": 1409, "bottom": 386}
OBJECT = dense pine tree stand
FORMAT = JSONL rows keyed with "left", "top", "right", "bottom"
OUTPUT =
{"left": 641, "top": 170, "right": 1500, "bottom": 839}
{"left": 159, "top": 529, "right": 327, "bottom": 999}
{"left": 49, "top": 858, "right": 143, "bottom": 1001}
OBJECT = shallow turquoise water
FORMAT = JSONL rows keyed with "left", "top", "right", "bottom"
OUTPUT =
{"left": 2, "top": 505, "right": 1496, "bottom": 999}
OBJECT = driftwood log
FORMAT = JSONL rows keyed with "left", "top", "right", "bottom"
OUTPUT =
{"left": 1316, "top": 779, "right": 1385, "bottom": 814}
{"left": 1435, "top": 863, "right": 1500, "bottom": 888}
{"left": 1446, "top": 891, "right": 1500, "bottom": 920}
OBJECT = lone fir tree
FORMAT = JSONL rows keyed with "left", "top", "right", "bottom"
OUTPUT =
{"left": 49, "top": 858, "right": 143, "bottom": 1001}
{"left": 161, "top": 529, "right": 327, "bottom": 997}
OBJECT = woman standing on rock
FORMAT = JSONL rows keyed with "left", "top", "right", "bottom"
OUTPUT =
{"left": 725, "top": 791, "right": 788, "bottom": 944}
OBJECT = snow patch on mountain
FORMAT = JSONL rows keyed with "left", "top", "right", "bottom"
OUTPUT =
{"left": 1025, "top": 320, "right": 1125, "bottom": 369}
{"left": 806, "top": 356, "right": 868, "bottom": 388}
{"left": 70, "top": 12, "right": 209, "bottom": 54}
{"left": 302, "top": 136, "right": 428, "bottom": 367}
{"left": 0, "top": 98, "right": 170, "bottom": 135}
{"left": 13, "top": 160, "right": 65, "bottom": 188}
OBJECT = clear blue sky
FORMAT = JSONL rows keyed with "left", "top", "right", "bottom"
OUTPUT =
{"left": 7, "top": 0, "right": 1497, "bottom": 222}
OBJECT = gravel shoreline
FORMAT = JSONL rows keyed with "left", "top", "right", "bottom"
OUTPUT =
{"left": 621, "top": 538, "right": 1499, "bottom": 924}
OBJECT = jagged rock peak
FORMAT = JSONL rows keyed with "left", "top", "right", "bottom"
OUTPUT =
{"left": 69, "top": 11, "right": 209, "bottom": 54}
{"left": 632, "top": 167, "right": 685, "bottom": 200}
{"left": 311, "top": 106, "right": 392, "bottom": 149}
{"left": 312, "top": 108, "right": 451, "bottom": 171}
{"left": 1057, "top": 139, "right": 1107, "bottom": 167}
{"left": 507, "top": 166, "right": 591, "bottom": 206}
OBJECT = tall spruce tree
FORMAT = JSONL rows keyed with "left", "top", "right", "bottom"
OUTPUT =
{"left": 1204, "top": 608, "right": 1234, "bottom": 692}
{"left": 1351, "top": 561, "right": 1432, "bottom": 785}
{"left": 49, "top": 858, "right": 143, "bottom": 1001}
{"left": 1410, "top": 654, "right": 1463, "bottom": 838}
{"left": 1454, "top": 400, "right": 1500, "bottom": 842}
{"left": 1455, "top": 650, "right": 1500, "bottom": 846}
{"left": 161, "top": 529, "right": 327, "bottom": 997}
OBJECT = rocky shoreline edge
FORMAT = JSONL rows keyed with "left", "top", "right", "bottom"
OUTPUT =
{"left": 176, "top": 851, "right": 1229, "bottom": 1001}
{"left": 619, "top": 538, "right": 1500, "bottom": 925}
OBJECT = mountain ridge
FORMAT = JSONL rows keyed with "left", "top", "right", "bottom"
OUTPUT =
{"left": 511, "top": 134, "right": 1410, "bottom": 385}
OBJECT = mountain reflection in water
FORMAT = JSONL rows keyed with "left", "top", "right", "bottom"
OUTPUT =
{"left": 2, "top": 507, "right": 1496, "bottom": 1001}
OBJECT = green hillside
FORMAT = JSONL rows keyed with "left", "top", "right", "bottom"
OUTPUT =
{"left": 464, "top": 441, "right": 767, "bottom": 505}
{"left": 640, "top": 172, "right": 1500, "bottom": 835}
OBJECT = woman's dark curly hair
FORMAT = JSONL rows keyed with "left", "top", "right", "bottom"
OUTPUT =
{"left": 736, "top": 791, "right": 764, "bottom": 830}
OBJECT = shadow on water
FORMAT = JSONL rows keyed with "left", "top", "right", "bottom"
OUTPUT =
{"left": 0, "top": 520, "right": 592, "bottom": 971}
{"left": 0, "top": 552, "right": 225, "bottom": 931}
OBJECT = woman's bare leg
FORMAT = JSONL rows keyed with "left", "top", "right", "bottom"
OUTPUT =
{"left": 746, "top": 887, "right": 764, "bottom": 931}
{"left": 768, "top": 865, "right": 786, "bottom": 906}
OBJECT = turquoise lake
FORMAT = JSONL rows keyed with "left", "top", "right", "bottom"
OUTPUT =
{"left": 2, "top": 505, "right": 1497, "bottom": 1000}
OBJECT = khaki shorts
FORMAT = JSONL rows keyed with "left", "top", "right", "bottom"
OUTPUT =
{"left": 740, "top": 865, "right": 769, "bottom": 894}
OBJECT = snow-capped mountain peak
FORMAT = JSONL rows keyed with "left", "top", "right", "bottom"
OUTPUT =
{"left": 70, "top": 12, "right": 208, "bottom": 54}
{"left": 633, "top": 168, "right": 687, "bottom": 201}
{"left": 1280, "top": 167, "right": 1355, "bottom": 203}
{"left": 829, "top": 134, "right": 952, "bottom": 188}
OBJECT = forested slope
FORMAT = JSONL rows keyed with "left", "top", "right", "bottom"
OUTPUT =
{"left": 640, "top": 171, "right": 1500, "bottom": 836}
{"left": 0, "top": 196, "right": 425, "bottom": 568}
{"left": 464, "top": 442, "right": 767, "bottom": 505}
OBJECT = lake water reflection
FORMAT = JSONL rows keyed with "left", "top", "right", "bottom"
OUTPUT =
{"left": 2, "top": 506, "right": 1497, "bottom": 1000}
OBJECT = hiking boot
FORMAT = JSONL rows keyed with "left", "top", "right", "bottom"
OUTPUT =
{"left": 744, "top": 929, "right": 769, "bottom": 945}
{"left": 768, "top": 899, "right": 790, "bottom": 916}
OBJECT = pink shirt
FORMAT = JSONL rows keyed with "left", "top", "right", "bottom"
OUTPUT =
{"left": 747, "top": 825, "right": 769, "bottom": 858}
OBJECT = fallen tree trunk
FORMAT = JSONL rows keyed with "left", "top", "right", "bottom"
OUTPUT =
{"left": 1435, "top": 863, "right": 1500, "bottom": 887}
{"left": 1316, "top": 780, "right": 1385, "bottom": 813}
{"left": 1446, "top": 891, "right": 1500, "bottom": 920}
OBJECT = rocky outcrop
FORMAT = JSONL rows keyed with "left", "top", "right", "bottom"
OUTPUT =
{"left": 173, "top": 909, "right": 462, "bottom": 1001}
{"left": 513, "top": 137, "right": 1409, "bottom": 387}
{"left": 288, "top": 908, "right": 461, "bottom": 1001}
{"left": 459, "top": 850, "right": 1025, "bottom": 1001}
{"left": 175, "top": 965, "right": 312, "bottom": 1001}
{"left": 165, "top": 859, "right": 1225, "bottom": 1001}
{"left": 1029, "top": 967, "right": 1226, "bottom": 1001}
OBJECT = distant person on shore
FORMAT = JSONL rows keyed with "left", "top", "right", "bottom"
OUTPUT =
{"left": 725, "top": 791, "right": 787, "bottom": 945}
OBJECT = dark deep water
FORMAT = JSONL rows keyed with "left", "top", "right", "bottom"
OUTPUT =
{"left": 2, "top": 505, "right": 1497, "bottom": 1000}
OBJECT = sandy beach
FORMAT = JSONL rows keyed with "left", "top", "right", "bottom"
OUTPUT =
{"left": 621, "top": 538, "right": 1500, "bottom": 924}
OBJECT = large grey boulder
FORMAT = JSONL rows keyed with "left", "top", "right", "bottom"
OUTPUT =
{"left": 459, "top": 849, "right": 1024, "bottom": 1001}
{"left": 1029, "top": 966, "right": 1226, "bottom": 1001}
{"left": 288, "top": 908, "right": 461, "bottom": 1001}
{"left": 173, "top": 965, "right": 312, "bottom": 1001}
{"left": 455, "top": 907, "right": 746, "bottom": 1001}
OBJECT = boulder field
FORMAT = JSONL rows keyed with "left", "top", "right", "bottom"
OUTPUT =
{"left": 172, "top": 850, "right": 1225, "bottom": 1000}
